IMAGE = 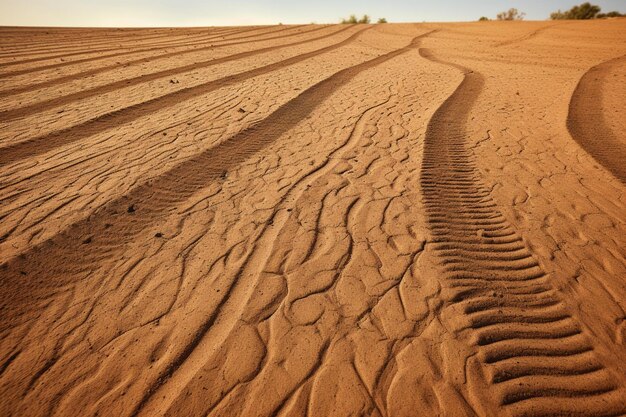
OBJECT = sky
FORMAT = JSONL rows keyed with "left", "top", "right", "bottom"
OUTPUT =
{"left": 1, "top": 0, "right": 624, "bottom": 27}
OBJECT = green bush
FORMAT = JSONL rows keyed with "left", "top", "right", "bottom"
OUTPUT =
{"left": 550, "top": 2, "right": 602, "bottom": 19}
{"left": 478, "top": 16, "right": 489, "bottom": 21}
{"left": 496, "top": 8, "right": 525, "bottom": 20}
{"left": 341, "top": 14, "right": 378, "bottom": 25}
{"left": 340, "top": 14, "right": 358, "bottom": 24}
{"left": 597, "top": 11, "right": 624, "bottom": 18}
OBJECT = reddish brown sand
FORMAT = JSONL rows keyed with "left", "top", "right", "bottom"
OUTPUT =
{"left": 1, "top": 21, "right": 626, "bottom": 417}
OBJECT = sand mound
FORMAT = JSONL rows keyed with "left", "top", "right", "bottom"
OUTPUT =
{"left": 1, "top": 20, "right": 625, "bottom": 416}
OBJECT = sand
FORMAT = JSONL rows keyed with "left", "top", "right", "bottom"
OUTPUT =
{"left": 1, "top": 20, "right": 625, "bottom": 416}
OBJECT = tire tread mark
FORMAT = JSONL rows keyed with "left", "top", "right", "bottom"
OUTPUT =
{"left": 418, "top": 47, "right": 626, "bottom": 416}
{"left": 0, "top": 27, "right": 240, "bottom": 63}
{"left": 0, "top": 25, "right": 312, "bottom": 79}
{"left": 0, "top": 32, "right": 434, "bottom": 331}
{"left": 0, "top": 26, "right": 352, "bottom": 121}
{"left": 0, "top": 26, "right": 367, "bottom": 166}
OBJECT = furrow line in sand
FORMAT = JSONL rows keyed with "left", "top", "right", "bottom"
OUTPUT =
{"left": 0, "top": 27, "right": 232, "bottom": 47}
{"left": 129, "top": 39, "right": 434, "bottom": 415}
{"left": 0, "top": 31, "right": 435, "bottom": 326}
{"left": 0, "top": 27, "right": 240, "bottom": 60}
{"left": 566, "top": 54, "right": 626, "bottom": 184}
{"left": 0, "top": 26, "right": 367, "bottom": 167}
{"left": 0, "top": 25, "right": 329, "bottom": 99}
{"left": 495, "top": 23, "right": 563, "bottom": 47}
{"left": 0, "top": 25, "right": 351, "bottom": 121}
{"left": 0, "top": 27, "right": 233, "bottom": 51}
{"left": 0, "top": 24, "right": 310, "bottom": 79}
{"left": 419, "top": 47, "right": 626, "bottom": 416}
{"left": 0, "top": 26, "right": 259, "bottom": 70}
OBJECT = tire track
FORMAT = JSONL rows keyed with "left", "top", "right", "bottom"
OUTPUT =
{"left": 0, "top": 31, "right": 434, "bottom": 330}
{"left": 0, "top": 26, "right": 328, "bottom": 98}
{"left": 0, "top": 30, "right": 224, "bottom": 62}
{"left": 0, "top": 27, "right": 254, "bottom": 70}
{"left": 130, "top": 34, "right": 433, "bottom": 417}
{"left": 0, "top": 25, "right": 307, "bottom": 79}
{"left": 0, "top": 26, "right": 367, "bottom": 166}
{"left": 0, "top": 26, "right": 351, "bottom": 122}
{"left": 567, "top": 54, "right": 626, "bottom": 183}
{"left": 0, "top": 28, "right": 238, "bottom": 61}
{"left": 418, "top": 48, "right": 626, "bottom": 416}
{"left": 133, "top": 88, "right": 395, "bottom": 417}
{"left": 0, "top": 28, "right": 218, "bottom": 55}
{"left": 495, "top": 23, "right": 562, "bottom": 47}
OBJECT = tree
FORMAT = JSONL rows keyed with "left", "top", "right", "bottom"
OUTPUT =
{"left": 341, "top": 14, "right": 358, "bottom": 24}
{"left": 478, "top": 16, "right": 490, "bottom": 21}
{"left": 497, "top": 8, "right": 526, "bottom": 21}
{"left": 377, "top": 17, "right": 388, "bottom": 23}
{"left": 340, "top": 14, "right": 373, "bottom": 24}
{"left": 358, "top": 14, "right": 371, "bottom": 24}
{"left": 550, "top": 2, "right": 602, "bottom": 19}
{"left": 597, "top": 11, "right": 624, "bottom": 18}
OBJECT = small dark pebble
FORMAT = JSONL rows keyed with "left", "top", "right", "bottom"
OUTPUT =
{"left": 20, "top": 271, "right": 27, "bottom": 276}
{"left": 83, "top": 237, "right": 92, "bottom": 244}
{"left": 127, "top": 205, "right": 136, "bottom": 213}
{"left": 238, "top": 107, "right": 246, "bottom": 113}
{"left": 155, "top": 232, "right": 163, "bottom": 238}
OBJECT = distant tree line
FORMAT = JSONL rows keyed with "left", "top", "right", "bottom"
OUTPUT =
{"left": 478, "top": 2, "right": 623, "bottom": 21}
{"left": 340, "top": 14, "right": 388, "bottom": 24}
{"left": 550, "top": 2, "right": 623, "bottom": 19}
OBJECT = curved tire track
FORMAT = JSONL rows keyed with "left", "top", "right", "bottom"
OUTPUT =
{"left": 418, "top": 47, "right": 626, "bottom": 416}
{"left": 0, "top": 28, "right": 224, "bottom": 54}
{"left": 567, "top": 54, "right": 626, "bottom": 183}
{"left": 0, "top": 25, "right": 308, "bottom": 79}
{"left": 0, "top": 26, "right": 257, "bottom": 72}
{"left": 0, "top": 26, "right": 328, "bottom": 98}
{"left": 0, "top": 32, "right": 434, "bottom": 327}
{"left": 0, "top": 27, "right": 239, "bottom": 62}
{"left": 496, "top": 23, "right": 562, "bottom": 47}
{"left": 0, "top": 26, "right": 351, "bottom": 122}
{"left": 0, "top": 26, "right": 366, "bottom": 166}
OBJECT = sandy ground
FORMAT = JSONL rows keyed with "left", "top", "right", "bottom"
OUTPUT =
{"left": 1, "top": 20, "right": 625, "bottom": 417}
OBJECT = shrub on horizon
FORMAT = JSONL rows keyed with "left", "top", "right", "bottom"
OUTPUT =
{"left": 340, "top": 14, "right": 358, "bottom": 24}
{"left": 596, "top": 11, "right": 624, "bottom": 18}
{"left": 377, "top": 17, "right": 388, "bottom": 23}
{"left": 340, "top": 14, "right": 371, "bottom": 24}
{"left": 551, "top": 2, "right": 600, "bottom": 19}
{"left": 496, "top": 8, "right": 526, "bottom": 20}
{"left": 551, "top": 3, "right": 623, "bottom": 19}
{"left": 478, "top": 16, "right": 489, "bottom": 21}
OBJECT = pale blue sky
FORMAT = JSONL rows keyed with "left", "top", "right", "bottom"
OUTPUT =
{"left": 1, "top": 1, "right": 624, "bottom": 27}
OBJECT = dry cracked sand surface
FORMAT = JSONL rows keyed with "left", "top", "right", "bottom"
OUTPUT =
{"left": 1, "top": 20, "right": 626, "bottom": 417}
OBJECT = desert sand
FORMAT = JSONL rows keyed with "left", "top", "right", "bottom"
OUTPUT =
{"left": 1, "top": 20, "right": 626, "bottom": 416}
